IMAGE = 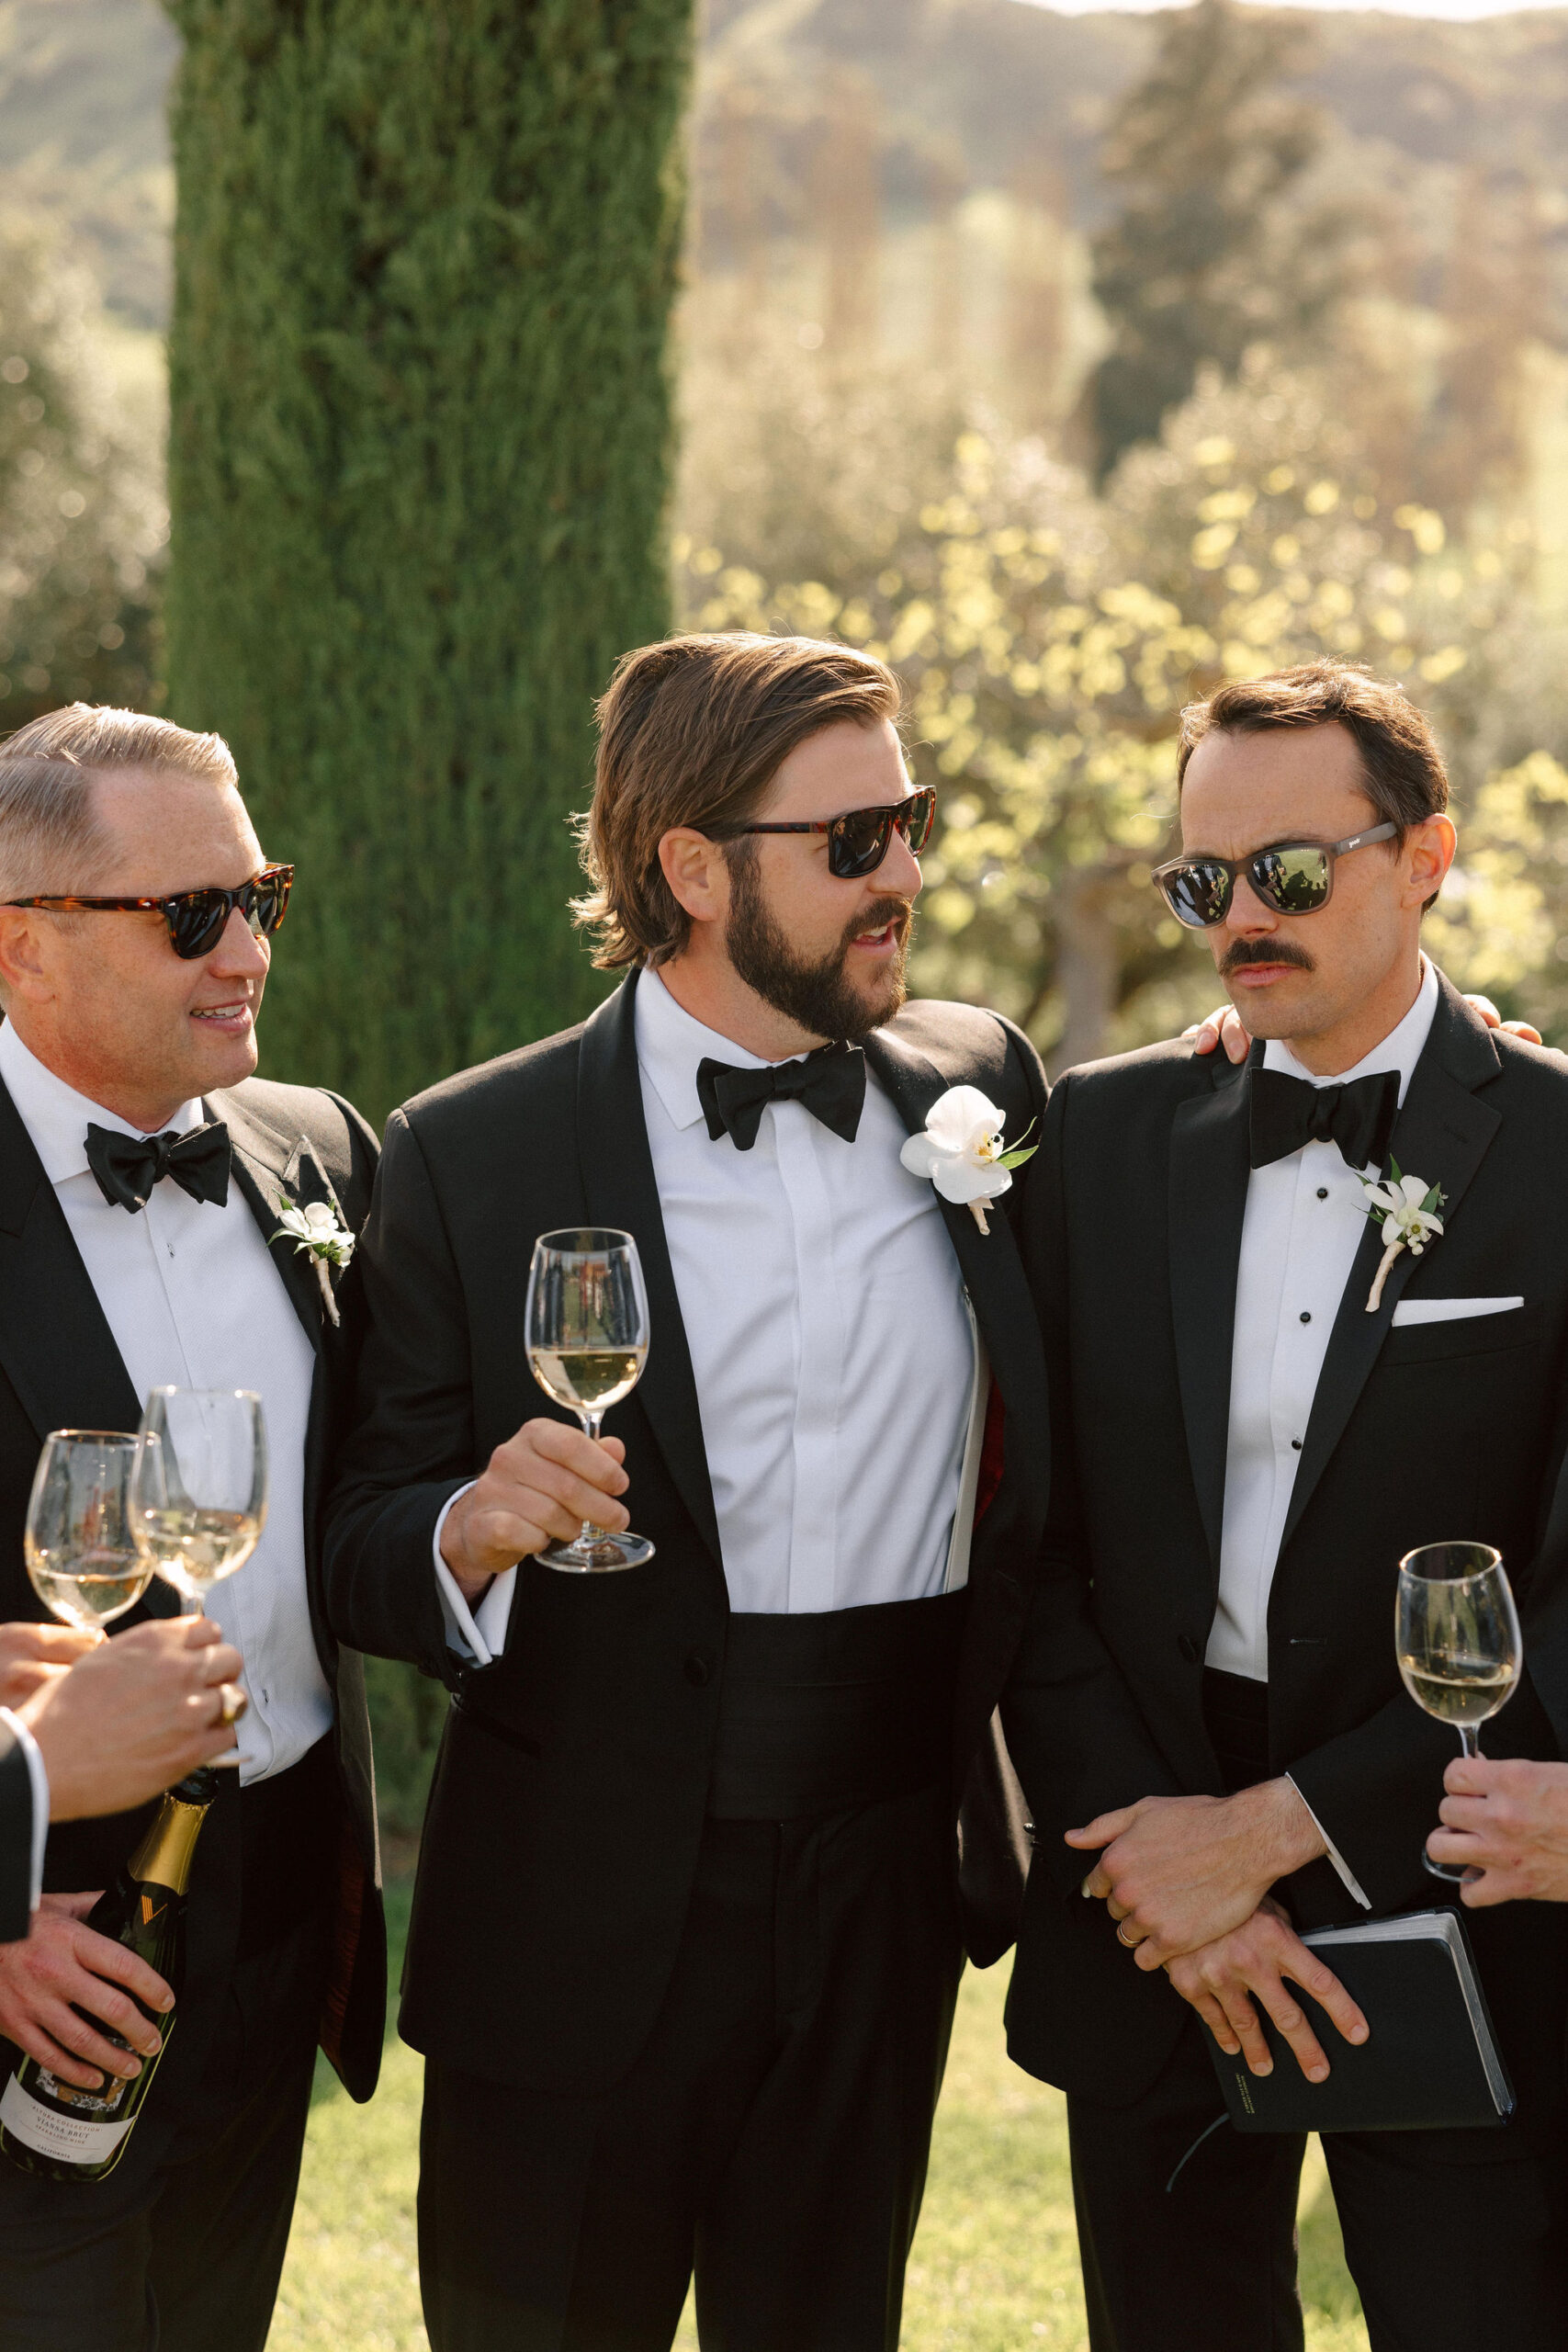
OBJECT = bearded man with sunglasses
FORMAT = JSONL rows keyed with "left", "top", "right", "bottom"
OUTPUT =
{"left": 1002, "top": 660, "right": 1568, "bottom": 2350}
{"left": 0, "top": 706, "right": 384, "bottom": 2352}
{"left": 324, "top": 630, "right": 1048, "bottom": 2352}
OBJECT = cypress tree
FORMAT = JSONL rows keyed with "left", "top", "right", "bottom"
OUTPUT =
{"left": 1085, "top": 0, "right": 1331, "bottom": 485}
{"left": 163, "top": 1, "right": 694, "bottom": 1125}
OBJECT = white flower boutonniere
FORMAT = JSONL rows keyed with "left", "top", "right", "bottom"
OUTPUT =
{"left": 899, "top": 1085, "right": 1038, "bottom": 1236}
{"left": 272, "top": 1200, "right": 356, "bottom": 1326}
{"left": 1359, "top": 1159, "right": 1447, "bottom": 1314}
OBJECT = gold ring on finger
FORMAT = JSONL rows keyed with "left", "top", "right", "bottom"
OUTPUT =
{"left": 217, "top": 1687, "right": 247, "bottom": 1727}
{"left": 1115, "top": 1919, "right": 1138, "bottom": 1948}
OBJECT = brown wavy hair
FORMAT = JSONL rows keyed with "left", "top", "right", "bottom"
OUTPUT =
{"left": 571, "top": 632, "right": 901, "bottom": 970}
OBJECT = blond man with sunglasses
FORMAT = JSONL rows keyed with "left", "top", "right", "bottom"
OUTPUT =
{"left": 0, "top": 707, "right": 384, "bottom": 2352}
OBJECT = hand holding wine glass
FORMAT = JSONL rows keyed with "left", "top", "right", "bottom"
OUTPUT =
{"left": 25, "top": 1431, "right": 153, "bottom": 1635}
{"left": 130, "top": 1389, "right": 268, "bottom": 1619}
{"left": 1396, "top": 1542, "right": 1521, "bottom": 1884}
{"left": 525, "top": 1228, "right": 655, "bottom": 1572}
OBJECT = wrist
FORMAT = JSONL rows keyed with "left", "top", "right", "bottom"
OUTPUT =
{"left": 1231, "top": 1776, "right": 1326, "bottom": 1877}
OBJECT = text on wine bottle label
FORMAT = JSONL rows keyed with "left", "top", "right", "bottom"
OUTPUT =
{"left": 0, "top": 2075, "right": 134, "bottom": 2161}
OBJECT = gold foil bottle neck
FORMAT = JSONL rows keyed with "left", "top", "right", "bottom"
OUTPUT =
{"left": 126, "top": 1790, "right": 210, "bottom": 1897}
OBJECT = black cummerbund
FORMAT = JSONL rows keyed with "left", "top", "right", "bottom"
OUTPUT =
{"left": 1202, "top": 1667, "right": 1270, "bottom": 1796}
{"left": 708, "top": 1589, "right": 969, "bottom": 1821}
{"left": 238, "top": 1732, "right": 338, "bottom": 1950}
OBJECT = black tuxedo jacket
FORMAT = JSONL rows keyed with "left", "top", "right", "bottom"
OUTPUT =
{"left": 0, "top": 1068, "right": 387, "bottom": 2147}
{"left": 323, "top": 971, "right": 1050, "bottom": 2098}
{"left": 1003, "top": 975, "right": 1568, "bottom": 2121}
{"left": 0, "top": 1731, "right": 29, "bottom": 1945}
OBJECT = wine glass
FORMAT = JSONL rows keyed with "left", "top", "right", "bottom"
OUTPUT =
{"left": 1396, "top": 1541, "right": 1521, "bottom": 1883}
{"left": 525, "top": 1227, "right": 655, "bottom": 1572}
{"left": 130, "top": 1389, "right": 268, "bottom": 1617}
{"left": 24, "top": 1430, "right": 152, "bottom": 1631}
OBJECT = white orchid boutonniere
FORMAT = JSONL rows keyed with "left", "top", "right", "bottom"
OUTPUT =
{"left": 1359, "top": 1159, "right": 1447, "bottom": 1314}
{"left": 899, "top": 1085, "right": 1038, "bottom": 1236}
{"left": 272, "top": 1199, "right": 356, "bottom": 1326}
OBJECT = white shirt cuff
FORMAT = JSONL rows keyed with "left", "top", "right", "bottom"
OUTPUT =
{"left": 0, "top": 1707, "right": 49, "bottom": 1914}
{"left": 432, "top": 1485, "right": 517, "bottom": 1668}
{"left": 1288, "top": 1773, "right": 1373, "bottom": 1910}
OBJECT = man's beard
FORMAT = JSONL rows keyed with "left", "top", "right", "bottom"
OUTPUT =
{"left": 724, "top": 848, "right": 913, "bottom": 1044}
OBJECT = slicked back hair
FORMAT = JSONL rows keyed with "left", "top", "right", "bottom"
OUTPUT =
{"left": 0, "top": 705, "right": 238, "bottom": 899}
{"left": 572, "top": 632, "right": 902, "bottom": 970}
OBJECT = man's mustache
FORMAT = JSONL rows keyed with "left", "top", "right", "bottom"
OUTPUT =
{"left": 839, "top": 898, "right": 914, "bottom": 957}
{"left": 1221, "top": 936, "right": 1314, "bottom": 977}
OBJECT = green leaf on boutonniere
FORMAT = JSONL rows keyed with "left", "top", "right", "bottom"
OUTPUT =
{"left": 995, "top": 1114, "right": 1040, "bottom": 1171}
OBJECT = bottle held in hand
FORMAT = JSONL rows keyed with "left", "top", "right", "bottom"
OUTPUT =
{"left": 0, "top": 1769, "right": 215, "bottom": 2181}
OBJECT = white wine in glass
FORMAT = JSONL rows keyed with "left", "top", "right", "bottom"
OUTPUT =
{"left": 25, "top": 1430, "right": 152, "bottom": 1631}
{"left": 525, "top": 1227, "right": 655, "bottom": 1572}
{"left": 1396, "top": 1541, "right": 1521, "bottom": 1884}
{"left": 130, "top": 1389, "right": 268, "bottom": 1617}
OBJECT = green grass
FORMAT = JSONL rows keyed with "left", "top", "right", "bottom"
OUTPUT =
{"left": 272, "top": 1882, "right": 1368, "bottom": 2352}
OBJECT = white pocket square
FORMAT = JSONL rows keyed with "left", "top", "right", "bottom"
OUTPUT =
{"left": 1392, "top": 1295, "right": 1524, "bottom": 1327}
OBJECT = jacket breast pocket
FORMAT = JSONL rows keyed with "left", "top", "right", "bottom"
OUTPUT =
{"left": 1378, "top": 1301, "right": 1541, "bottom": 1369}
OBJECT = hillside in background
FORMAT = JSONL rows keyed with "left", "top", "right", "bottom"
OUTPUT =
{"left": 3, "top": 0, "right": 1568, "bottom": 334}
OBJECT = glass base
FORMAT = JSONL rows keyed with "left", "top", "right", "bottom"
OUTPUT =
{"left": 536, "top": 1531, "right": 657, "bottom": 1575}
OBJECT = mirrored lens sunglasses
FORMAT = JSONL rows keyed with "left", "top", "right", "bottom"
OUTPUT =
{"left": 6, "top": 864, "right": 294, "bottom": 959}
{"left": 1152, "top": 823, "right": 1398, "bottom": 929}
{"left": 720, "top": 786, "right": 937, "bottom": 880}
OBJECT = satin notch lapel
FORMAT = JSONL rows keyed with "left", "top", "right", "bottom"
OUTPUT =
{"left": 210, "top": 1094, "right": 330, "bottom": 1355}
{"left": 1281, "top": 1012, "right": 1501, "bottom": 1551}
{"left": 862, "top": 1025, "right": 1048, "bottom": 1469}
{"left": 1168, "top": 1057, "right": 1253, "bottom": 1574}
{"left": 0, "top": 1086, "right": 142, "bottom": 1442}
{"left": 576, "top": 978, "right": 725, "bottom": 1572}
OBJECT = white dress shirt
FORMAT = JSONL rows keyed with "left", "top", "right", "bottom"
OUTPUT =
{"left": 1208, "top": 957, "right": 1439, "bottom": 1903}
{"left": 438, "top": 967, "right": 983, "bottom": 1659}
{"left": 0, "top": 1020, "right": 331, "bottom": 1784}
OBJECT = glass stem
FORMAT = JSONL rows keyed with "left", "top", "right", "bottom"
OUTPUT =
{"left": 1459, "top": 1725, "right": 1482, "bottom": 1759}
{"left": 180, "top": 1591, "right": 204, "bottom": 1621}
{"left": 578, "top": 1410, "right": 605, "bottom": 1546}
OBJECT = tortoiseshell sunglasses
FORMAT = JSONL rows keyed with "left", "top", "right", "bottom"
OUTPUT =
{"left": 6, "top": 863, "right": 293, "bottom": 960}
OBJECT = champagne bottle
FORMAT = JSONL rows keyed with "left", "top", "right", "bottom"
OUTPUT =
{"left": 0, "top": 1767, "right": 215, "bottom": 2182}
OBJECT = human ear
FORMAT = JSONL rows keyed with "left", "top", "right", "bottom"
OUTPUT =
{"left": 657, "top": 829, "right": 731, "bottom": 929}
{"left": 0, "top": 908, "right": 54, "bottom": 1004}
{"left": 1404, "top": 814, "right": 1457, "bottom": 908}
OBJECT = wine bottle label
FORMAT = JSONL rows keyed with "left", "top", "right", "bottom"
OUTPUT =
{"left": 0, "top": 2075, "right": 133, "bottom": 2164}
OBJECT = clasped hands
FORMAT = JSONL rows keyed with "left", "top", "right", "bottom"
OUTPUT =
{"left": 1069, "top": 1784, "right": 1370, "bottom": 2084}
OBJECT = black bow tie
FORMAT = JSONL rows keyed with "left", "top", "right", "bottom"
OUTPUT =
{"left": 1248, "top": 1068, "right": 1400, "bottom": 1174}
{"left": 695, "top": 1044, "right": 867, "bottom": 1152}
{"left": 85, "top": 1121, "right": 231, "bottom": 1214}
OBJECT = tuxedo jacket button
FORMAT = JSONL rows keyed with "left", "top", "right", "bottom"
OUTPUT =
{"left": 1177, "top": 1633, "right": 1202, "bottom": 1664}
{"left": 683, "top": 1651, "right": 714, "bottom": 1688}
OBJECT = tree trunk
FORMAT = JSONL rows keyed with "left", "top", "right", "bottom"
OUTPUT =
{"left": 163, "top": 0, "right": 695, "bottom": 1125}
{"left": 1052, "top": 869, "right": 1119, "bottom": 1074}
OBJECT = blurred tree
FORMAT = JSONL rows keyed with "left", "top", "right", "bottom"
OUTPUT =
{"left": 682, "top": 357, "right": 1523, "bottom": 1067}
{"left": 163, "top": 0, "right": 695, "bottom": 1125}
{"left": 1084, "top": 0, "right": 1341, "bottom": 484}
{"left": 0, "top": 220, "right": 164, "bottom": 734}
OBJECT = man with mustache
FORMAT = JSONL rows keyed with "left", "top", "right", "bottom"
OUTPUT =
{"left": 324, "top": 632, "right": 1049, "bottom": 2351}
{"left": 1003, "top": 661, "right": 1568, "bottom": 2349}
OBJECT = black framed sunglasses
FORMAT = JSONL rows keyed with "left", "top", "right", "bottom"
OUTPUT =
{"left": 1152, "top": 823, "right": 1398, "bottom": 929}
{"left": 716, "top": 786, "right": 937, "bottom": 880}
{"left": 6, "top": 863, "right": 294, "bottom": 960}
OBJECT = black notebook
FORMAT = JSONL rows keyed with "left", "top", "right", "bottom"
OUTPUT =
{"left": 1206, "top": 1910, "right": 1515, "bottom": 2134}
